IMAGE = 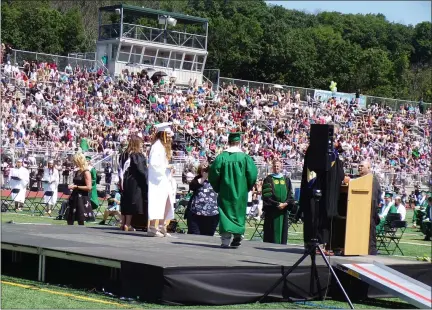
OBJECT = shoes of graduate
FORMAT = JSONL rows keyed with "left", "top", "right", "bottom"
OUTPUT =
{"left": 221, "top": 235, "right": 244, "bottom": 248}
{"left": 147, "top": 226, "right": 166, "bottom": 237}
{"left": 160, "top": 226, "right": 172, "bottom": 237}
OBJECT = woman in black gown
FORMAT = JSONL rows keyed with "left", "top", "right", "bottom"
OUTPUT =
{"left": 120, "top": 135, "right": 149, "bottom": 231}
{"left": 67, "top": 153, "right": 94, "bottom": 225}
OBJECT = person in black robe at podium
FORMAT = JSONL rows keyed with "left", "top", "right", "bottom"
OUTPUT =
{"left": 120, "top": 135, "right": 149, "bottom": 232}
{"left": 357, "top": 160, "right": 382, "bottom": 255}
{"left": 297, "top": 139, "right": 345, "bottom": 255}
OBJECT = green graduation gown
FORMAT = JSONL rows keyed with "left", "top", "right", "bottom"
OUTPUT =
{"left": 376, "top": 203, "right": 398, "bottom": 233}
{"left": 80, "top": 138, "right": 90, "bottom": 152}
{"left": 89, "top": 166, "right": 99, "bottom": 210}
{"left": 209, "top": 147, "right": 258, "bottom": 235}
{"left": 262, "top": 174, "right": 293, "bottom": 244}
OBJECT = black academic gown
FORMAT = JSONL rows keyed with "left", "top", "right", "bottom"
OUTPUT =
{"left": 262, "top": 175, "right": 294, "bottom": 244}
{"left": 298, "top": 147, "right": 345, "bottom": 245}
{"left": 369, "top": 175, "right": 382, "bottom": 255}
{"left": 120, "top": 153, "right": 148, "bottom": 219}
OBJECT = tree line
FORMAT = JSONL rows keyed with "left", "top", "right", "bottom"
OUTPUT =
{"left": 2, "top": 0, "right": 431, "bottom": 102}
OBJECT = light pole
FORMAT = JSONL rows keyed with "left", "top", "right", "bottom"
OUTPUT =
{"left": 158, "top": 15, "right": 177, "bottom": 45}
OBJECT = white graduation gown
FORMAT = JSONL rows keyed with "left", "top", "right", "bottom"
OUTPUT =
{"left": 42, "top": 168, "right": 59, "bottom": 205}
{"left": 9, "top": 167, "right": 30, "bottom": 203}
{"left": 148, "top": 140, "right": 174, "bottom": 220}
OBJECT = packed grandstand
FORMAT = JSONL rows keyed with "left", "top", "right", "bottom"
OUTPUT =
{"left": 1, "top": 47, "right": 431, "bottom": 195}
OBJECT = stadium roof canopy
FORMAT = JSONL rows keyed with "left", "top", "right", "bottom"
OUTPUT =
{"left": 99, "top": 4, "right": 209, "bottom": 25}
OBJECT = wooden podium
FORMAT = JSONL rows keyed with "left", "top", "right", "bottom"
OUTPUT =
{"left": 330, "top": 173, "right": 373, "bottom": 256}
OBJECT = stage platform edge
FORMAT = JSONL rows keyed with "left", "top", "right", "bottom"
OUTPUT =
{"left": 2, "top": 224, "right": 431, "bottom": 305}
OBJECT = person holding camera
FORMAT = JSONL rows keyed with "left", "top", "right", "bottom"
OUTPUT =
{"left": 186, "top": 163, "right": 219, "bottom": 236}
{"left": 99, "top": 186, "right": 121, "bottom": 225}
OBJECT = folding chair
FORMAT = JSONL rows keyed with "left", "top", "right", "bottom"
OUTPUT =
{"left": 377, "top": 213, "right": 406, "bottom": 255}
{"left": 287, "top": 202, "right": 300, "bottom": 232}
{"left": 26, "top": 187, "right": 48, "bottom": 216}
{"left": 1, "top": 188, "right": 20, "bottom": 213}
{"left": 23, "top": 186, "right": 38, "bottom": 212}
{"left": 55, "top": 186, "right": 71, "bottom": 220}
{"left": 246, "top": 201, "right": 260, "bottom": 228}
{"left": 55, "top": 184, "right": 69, "bottom": 209}
{"left": 33, "top": 191, "right": 55, "bottom": 216}
{"left": 107, "top": 214, "right": 120, "bottom": 226}
{"left": 174, "top": 192, "right": 190, "bottom": 231}
{"left": 386, "top": 219, "right": 407, "bottom": 255}
{"left": 249, "top": 213, "right": 265, "bottom": 241}
{"left": 95, "top": 190, "right": 108, "bottom": 217}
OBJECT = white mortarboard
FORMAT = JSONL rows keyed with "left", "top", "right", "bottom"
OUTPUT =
{"left": 154, "top": 122, "right": 174, "bottom": 137}
{"left": 48, "top": 160, "right": 54, "bottom": 164}
{"left": 16, "top": 158, "right": 23, "bottom": 162}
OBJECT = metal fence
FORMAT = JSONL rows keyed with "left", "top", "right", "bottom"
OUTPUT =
{"left": 219, "top": 77, "right": 431, "bottom": 111}
{"left": 203, "top": 68, "right": 220, "bottom": 91}
{"left": 11, "top": 49, "right": 97, "bottom": 71}
{"left": 219, "top": 77, "right": 315, "bottom": 104}
{"left": 67, "top": 52, "right": 96, "bottom": 61}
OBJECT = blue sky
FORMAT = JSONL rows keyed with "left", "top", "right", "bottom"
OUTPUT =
{"left": 266, "top": 1, "right": 431, "bottom": 25}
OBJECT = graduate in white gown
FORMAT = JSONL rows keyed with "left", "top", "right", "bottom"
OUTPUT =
{"left": 42, "top": 160, "right": 60, "bottom": 215}
{"left": 9, "top": 158, "right": 29, "bottom": 210}
{"left": 148, "top": 122, "right": 175, "bottom": 237}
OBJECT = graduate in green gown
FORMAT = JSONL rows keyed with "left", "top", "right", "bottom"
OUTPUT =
{"left": 376, "top": 192, "right": 398, "bottom": 233}
{"left": 85, "top": 156, "right": 99, "bottom": 212}
{"left": 80, "top": 136, "right": 90, "bottom": 152}
{"left": 209, "top": 132, "right": 258, "bottom": 248}
{"left": 262, "top": 159, "right": 294, "bottom": 244}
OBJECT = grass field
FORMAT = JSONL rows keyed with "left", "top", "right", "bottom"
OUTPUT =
{"left": 0, "top": 207, "right": 430, "bottom": 309}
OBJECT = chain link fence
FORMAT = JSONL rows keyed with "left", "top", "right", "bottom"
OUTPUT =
{"left": 67, "top": 52, "right": 97, "bottom": 61}
{"left": 203, "top": 68, "right": 220, "bottom": 91}
{"left": 219, "top": 77, "right": 315, "bottom": 103}
{"left": 12, "top": 49, "right": 98, "bottom": 71}
{"left": 218, "top": 77, "right": 431, "bottom": 110}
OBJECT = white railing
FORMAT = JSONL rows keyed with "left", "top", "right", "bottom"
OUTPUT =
{"left": 11, "top": 49, "right": 98, "bottom": 71}
{"left": 120, "top": 23, "right": 207, "bottom": 50}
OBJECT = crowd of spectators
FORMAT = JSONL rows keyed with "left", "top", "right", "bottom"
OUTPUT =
{"left": 1, "top": 55, "right": 431, "bottom": 192}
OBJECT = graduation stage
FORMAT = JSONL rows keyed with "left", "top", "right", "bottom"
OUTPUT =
{"left": 2, "top": 223, "right": 431, "bottom": 305}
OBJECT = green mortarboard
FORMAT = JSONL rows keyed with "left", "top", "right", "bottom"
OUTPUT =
{"left": 384, "top": 192, "right": 393, "bottom": 198}
{"left": 85, "top": 156, "right": 91, "bottom": 161}
{"left": 228, "top": 132, "right": 243, "bottom": 142}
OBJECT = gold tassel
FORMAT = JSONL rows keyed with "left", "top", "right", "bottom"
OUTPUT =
{"left": 164, "top": 132, "right": 166, "bottom": 144}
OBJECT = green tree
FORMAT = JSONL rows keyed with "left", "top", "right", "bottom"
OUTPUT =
{"left": 1, "top": 0, "right": 431, "bottom": 102}
{"left": 355, "top": 48, "right": 393, "bottom": 96}
{"left": 412, "top": 22, "right": 432, "bottom": 65}
{"left": 62, "top": 8, "right": 88, "bottom": 53}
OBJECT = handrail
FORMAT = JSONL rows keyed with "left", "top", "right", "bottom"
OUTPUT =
{"left": 122, "top": 23, "right": 206, "bottom": 39}
{"left": 11, "top": 48, "right": 98, "bottom": 64}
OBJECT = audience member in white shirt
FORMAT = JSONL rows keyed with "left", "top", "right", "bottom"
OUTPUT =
{"left": 394, "top": 196, "right": 406, "bottom": 221}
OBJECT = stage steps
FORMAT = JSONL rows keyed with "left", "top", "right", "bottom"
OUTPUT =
{"left": 336, "top": 262, "right": 431, "bottom": 309}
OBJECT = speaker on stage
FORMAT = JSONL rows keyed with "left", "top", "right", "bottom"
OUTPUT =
{"left": 307, "top": 124, "right": 334, "bottom": 172}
